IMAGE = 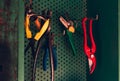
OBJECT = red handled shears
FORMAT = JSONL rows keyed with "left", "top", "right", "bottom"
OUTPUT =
{"left": 82, "top": 17, "right": 96, "bottom": 74}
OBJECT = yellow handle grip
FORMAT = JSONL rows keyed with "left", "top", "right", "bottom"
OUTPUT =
{"left": 68, "top": 26, "right": 75, "bottom": 33}
{"left": 34, "top": 19, "right": 50, "bottom": 40}
{"left": 25, "top": 15, "right": 32, "bottom": 38}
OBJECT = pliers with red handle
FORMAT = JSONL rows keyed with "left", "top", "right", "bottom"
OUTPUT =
{"left": 81, "top": 17, "right": 96, "bottom": 74}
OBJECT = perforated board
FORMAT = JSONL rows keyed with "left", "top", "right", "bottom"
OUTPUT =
{"left": 24, "top": 0, "right": 88, "bottom": 81}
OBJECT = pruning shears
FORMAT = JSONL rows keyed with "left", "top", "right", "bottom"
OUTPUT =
{"left": 59, "top": 16, "right": 76, "bottom": 55}
{"left": 81, "top": 17, "right": 96, "bottom": 74}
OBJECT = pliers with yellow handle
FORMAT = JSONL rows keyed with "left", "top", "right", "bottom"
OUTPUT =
{"left": 24, "top": 8, "right": 50, "bottom": 58}
{"left": 24, "top": 9, "right": 48, "bottom": 40}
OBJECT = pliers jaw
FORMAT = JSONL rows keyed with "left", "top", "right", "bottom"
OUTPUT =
{"left": 84, "top": 47, "right": 96, "bottom": 74}
{"left": 88, "top": 54, "right": 96, "bottom": 74}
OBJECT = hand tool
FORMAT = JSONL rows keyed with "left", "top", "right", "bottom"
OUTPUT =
{"left": 81, "top": 17, "right": 96, "bottom": 74}
{"left": 24, "top": 7, "right": 48, "bottom": 39}
{"left": 59, "top": 16, "right": 75, "bottom": 33}
{"left": 59, "top": 16, "right": 76, "bottom": 55}
{"left": 24, "top": 17, "right": 49, "bottom": 57}
{"left": 24, "top": 6, "right": 50, "bottom": 81}
{"left": 31, "top": 19, "right": 50, "bottom": 81}
{"left": 29, "top": 9, "right": 56, "bottom": 81}
{"left": 42, "top": 9, "right": 57, "bottom": 81}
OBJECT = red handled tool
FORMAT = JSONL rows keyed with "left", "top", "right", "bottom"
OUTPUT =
{"left": 81, "top": 17, "right": 96, "bottom": 74}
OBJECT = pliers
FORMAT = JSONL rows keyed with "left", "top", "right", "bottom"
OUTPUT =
{"left": 42, "top": 9, "right": 57, "bottom": 81}
{"left": 24, "top": 5, "right": 51, "bottom": 81}
{"left": 24, "top": 8, "right": 50, "bottom": 58}
{"left": 24, "top": 8, "right": 49, "bottom": 40}
{"left": 59, "top": 16, "right": 76, "bottom": 55}
{"left": 81, "top": 17, "right": 96, "bottom": 74}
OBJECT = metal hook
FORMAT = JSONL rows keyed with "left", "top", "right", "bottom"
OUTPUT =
{"left": 89, "top": 14, "right": 99, "bottom": 21}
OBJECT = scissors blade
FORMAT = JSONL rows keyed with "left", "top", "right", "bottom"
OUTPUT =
{"left": 59, "top": 16, "right": 69, "bottom": 29}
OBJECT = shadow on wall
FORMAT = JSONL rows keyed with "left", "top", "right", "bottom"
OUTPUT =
{"left": 0, "top": 41, "right": 12, "bottom": 81}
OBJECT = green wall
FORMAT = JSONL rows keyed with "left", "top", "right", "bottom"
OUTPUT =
{"left": 87, "top": 0, "right": 118, "bottom": 81}
{"left": 119, "top": 0, "right": 120, "bottom": 81}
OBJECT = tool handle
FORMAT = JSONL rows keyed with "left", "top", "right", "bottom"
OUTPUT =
{"left": 43, "top": 48, "right": 49, "bottom": 71}
{"left": 82, "top": 17, "right": 91, "bottom": 57}
{"left": 25, "top": 14, "right": 32, "bottom": 39}
{"left": 89, "top": 19, "right": 96, "bottom": 53}
{"left": 34, "top": 19, "right": 49, "bottom": 40}
{"left": 32, "top": 40, "right": 42, "bottom": 81}
{"left": 59, "top": 16, "right": 69, "bottom": 29}
{"left": 52, "top": 46, "right": 57, "bottom": 71}
{"left": 48, "top": 32, "right": 55, "bottom": 81}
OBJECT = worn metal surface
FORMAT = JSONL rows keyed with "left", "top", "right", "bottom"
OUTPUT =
{"left": 0, "top": 0, "right": 18, "bottom": 81}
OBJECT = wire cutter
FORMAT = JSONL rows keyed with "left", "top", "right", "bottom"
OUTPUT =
{"left": 59, "top": 16, "right": 76, "bottom": 55}
{"left": 81, "top": 17, "right": 96, "bottom": 74}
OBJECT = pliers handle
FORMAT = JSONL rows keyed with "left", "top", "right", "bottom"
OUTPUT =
{"left": 82, "top": 17, "right": 96, "bottom": 74}
{"left": 24, "top": 8, "right": 49, "bottom": 40}
{"left": 43, "top": 45, "right": 57, "bottom": 71}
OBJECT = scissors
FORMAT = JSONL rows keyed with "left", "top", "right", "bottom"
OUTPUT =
{"left": 59, "top": 16, "right": 76, "bottom": 55}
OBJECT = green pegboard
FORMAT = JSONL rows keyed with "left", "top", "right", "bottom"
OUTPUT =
{"left": 24, "top": 0, "right": 88, "bottom": 81}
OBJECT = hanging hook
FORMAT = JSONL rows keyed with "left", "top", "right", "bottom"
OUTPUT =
{"left": 88, "top": 14, "right": 99, "bottom": 21}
